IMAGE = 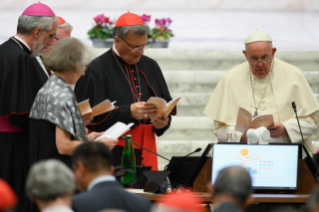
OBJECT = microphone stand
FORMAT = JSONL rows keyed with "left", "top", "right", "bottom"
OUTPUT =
{"left": 120, "top": 136, "right": 170, "bottom": 162}
{"left": 292, "top": 102, "right": 319, "bottom": 182}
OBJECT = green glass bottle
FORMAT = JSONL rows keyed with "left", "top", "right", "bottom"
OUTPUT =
{"left": 122, "top": 134, "right": 136, "bottom": 185}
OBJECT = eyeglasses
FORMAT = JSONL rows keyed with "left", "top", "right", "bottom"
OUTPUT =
{"left": 119, "top": 36, "right": 150, "bottom": 51}
{"left": 247, "top": 57, "right": 273, "bottom": 65}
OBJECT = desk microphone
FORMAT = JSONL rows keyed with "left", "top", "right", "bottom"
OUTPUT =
{"left": 164, "top": 148, "right": 202, "bottom": 170}
{"left": 292, "top": 102, "right": 305, "bottom": 146}
{"left": 292, "top": 101, "right": 319, "bottom": 182}
{"left": 120, "top": 136, "right": 170, "bottom": 161}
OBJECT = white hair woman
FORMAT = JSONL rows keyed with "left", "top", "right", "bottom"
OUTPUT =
{"left": 26, "top": 159, "right": 76, "bottom": 212}
{"left": 29, "top": 37, "right": 118, "bottom": 169}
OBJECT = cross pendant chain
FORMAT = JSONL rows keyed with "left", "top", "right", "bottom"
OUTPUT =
{"left": 254, "top": 111, "right": 258, "bottom": 118}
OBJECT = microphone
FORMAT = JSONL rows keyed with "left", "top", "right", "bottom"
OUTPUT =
{"left": 292, "top": 101, "right": 319, "bottom": 182}
{"left": 164, "top": 148, "right": 202, "bottom": 170}
{"left": 120, "top": 136, "right": 170, "bottom": 161}
{"left": 291, "top": 101, "right": 305, "bottom": 146}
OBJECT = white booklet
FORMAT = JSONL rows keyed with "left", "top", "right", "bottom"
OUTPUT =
{"left": 94, "top": 122, "right": 134, "bottom": 141}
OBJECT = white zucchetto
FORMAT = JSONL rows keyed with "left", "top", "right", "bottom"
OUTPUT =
{"left": 244, "top": 30, "right": 272, "bottom": 45}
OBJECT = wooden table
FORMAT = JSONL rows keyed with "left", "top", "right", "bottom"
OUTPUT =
{"left": 141, "top": 193, "right": 310, "bottom": 204}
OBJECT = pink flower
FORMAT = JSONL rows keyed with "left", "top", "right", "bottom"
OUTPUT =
{"left": 167, "top": 18, "right": 172, "bottom": 24}
{"left": 141, "top": 14, "right": 151, "bottom": 22}
{"left": 94, "top": 14, "right": 105, "bottom": 24}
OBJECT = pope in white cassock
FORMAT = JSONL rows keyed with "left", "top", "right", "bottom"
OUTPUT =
{"left": 203, "top": 30, "right": 319, "bottom": 153}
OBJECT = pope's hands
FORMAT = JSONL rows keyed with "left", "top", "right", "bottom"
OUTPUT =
{"left": 268, "top": 123, "right": 287, "bottom": 138}
{"left": 152, "top": 113, "right": 169, "bottom": 129}
{"left": 131, "top": 102, "right": 158, "bottom": 120}
{"left": 240, "top": 130, "right": 248, "bottom": 143}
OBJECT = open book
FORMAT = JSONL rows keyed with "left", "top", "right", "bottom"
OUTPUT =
{"left": 235, "top": 107, "right": 274, "bottom": 133}
{"left": 78, "top": 99, "right": 117, "bottom": 117}
{"left": 146, "top": 96, "right": 181, "bottom": 120}
{"left": 94, "top": 122, "right": 134, "bottom": 140}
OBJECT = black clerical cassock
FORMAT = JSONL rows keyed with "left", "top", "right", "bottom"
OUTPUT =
{"left": 0, "top": 37, "right": 48, "bottom": 212}
{"left": 75, "top": 48, "right": 176, "bottom": 170}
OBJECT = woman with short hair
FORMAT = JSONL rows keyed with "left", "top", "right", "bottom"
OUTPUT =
{"left": 29, "top": 37, "right": 118, "bottom": 168}
{"left": 26, "top": 159, "right": 76, "bottom": 212}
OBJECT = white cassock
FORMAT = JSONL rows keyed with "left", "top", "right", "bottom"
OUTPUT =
{"left": 203, "top": 58, "right": 319, "bottom": 153}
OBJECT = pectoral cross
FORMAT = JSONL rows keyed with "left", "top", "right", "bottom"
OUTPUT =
{"left": 253, "top": 111, "right": 258, "bottom": 118}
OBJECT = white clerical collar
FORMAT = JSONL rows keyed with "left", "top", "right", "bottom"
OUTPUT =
{"left": 112, "top": 44, "right": 120, "bottom": 57}
{"left": 87, "top": 175, "right": 116, "bottom": 191}
{"left": 42, "top": 205, "right": 73, "bottom": 212}
{"left": 14, "top": 35, "right": 31, "bottom": 51}
{"left": 35, "top": 56, "right": 49, "bottom": 77}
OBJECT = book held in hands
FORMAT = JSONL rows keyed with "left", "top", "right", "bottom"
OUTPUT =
{"left": 146, "top": 96, "right": 181, "bottom": 120}
{"left": 235, "top": 107, "right": 274, "bottom": 133}
{"left": 78, "top": 99, "right": 117, "bottom": 117}
{"left": 94, "top": 122, "right": 134, "bottom": 141}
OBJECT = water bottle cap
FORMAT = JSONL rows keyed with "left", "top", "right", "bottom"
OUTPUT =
{"left": 227, "top": 132, "right": 232, "bottom": 136}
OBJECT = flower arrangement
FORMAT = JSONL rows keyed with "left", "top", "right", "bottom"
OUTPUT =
{"left": 88, "top": 14, "right": 114, "bottom": 40}
{"left": 149, "top": 18, "right": 174, "bottom": 41}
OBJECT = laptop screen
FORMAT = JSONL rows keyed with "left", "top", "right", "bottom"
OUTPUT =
{"left": 212, "top": 144, "right": 299, "bottom": 190}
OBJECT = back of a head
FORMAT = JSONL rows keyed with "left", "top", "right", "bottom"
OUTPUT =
{"left": 26, "top": 159, "right": 76, "bottom": 202}
{"left": 72, "top": 142, "right": 113, "bottom": 173}
{"left": 306, "top": 187, "right": 319, "bottom": 212}
{"left": 43, "top": 37, "right": 91, "bottom": 73}
{"left": 214, "top": 166, "right": 252, "bottom": 205}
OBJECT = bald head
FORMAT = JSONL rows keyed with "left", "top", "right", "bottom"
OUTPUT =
{"left": 214, "top": 166, "right": 252, "bottom": 205}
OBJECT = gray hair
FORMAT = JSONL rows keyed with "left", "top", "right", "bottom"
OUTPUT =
{"left": 26, "top": 159, "right": 76, "bottom": 202}
{"left": 43, "top": 37, "right": 91, "bottom": 73}
{"left": 113, "top": 24, "right": 150, "bottom": 38}
{"left": 214, "top": 166, "right": 252, "bottom": 205}
{"left": 58, "top": 22, "right": 73, "bottom": 32}
{"left": 17, "top": 15, "right": 58, "bottom": 35}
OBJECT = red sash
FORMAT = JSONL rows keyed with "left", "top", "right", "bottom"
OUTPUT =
{"left": 118, "top": 124, "right": 158, "bottom": 170}
{"left": 0, "top": 117, "right": 27, "bottom": 132}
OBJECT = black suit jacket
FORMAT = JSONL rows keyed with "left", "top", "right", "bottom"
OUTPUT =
{"left": 213, "top": 202, "right": 244, "bottom": 212}
{"left": 72, "top": 180, "right": 151, "bottom": 212}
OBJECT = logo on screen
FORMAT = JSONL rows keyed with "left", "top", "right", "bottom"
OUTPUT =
{"left": 237, "top": 149, "right": 262, "bottom": 165}
{"left": 244, "top": 166, "right": 260, "bottom": 175}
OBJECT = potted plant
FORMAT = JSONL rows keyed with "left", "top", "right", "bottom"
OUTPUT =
{"left": 88, "top": 14, "right": 114, "bottom": 48}
{"left": 148, "top": 18, "right": 174, "bottom": 48}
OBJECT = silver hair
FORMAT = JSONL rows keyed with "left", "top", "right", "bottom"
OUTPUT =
{"left": 43, "top": 37, "right": 92, "bottom": 73}
{"left": 214, "top": 166, "right": 252, "bottom": 205}
{"left": 245, "top": 42, "right": 273, "bottom": 52}
{"left": 17, "top": 15, "right": 58, "bottom": 35}
{"left": 58, "top": 22, "right": 73, "bottom": 32}
{"left": 113, "top": 24, "right": 150, "bottom": 38}
{"left": 26, "top": 159, "right": 76, "bottom": 202}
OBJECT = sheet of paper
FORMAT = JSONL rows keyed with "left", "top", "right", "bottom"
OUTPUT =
{"left": 94, "top": 122, "right": 134, "bottom": 141}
